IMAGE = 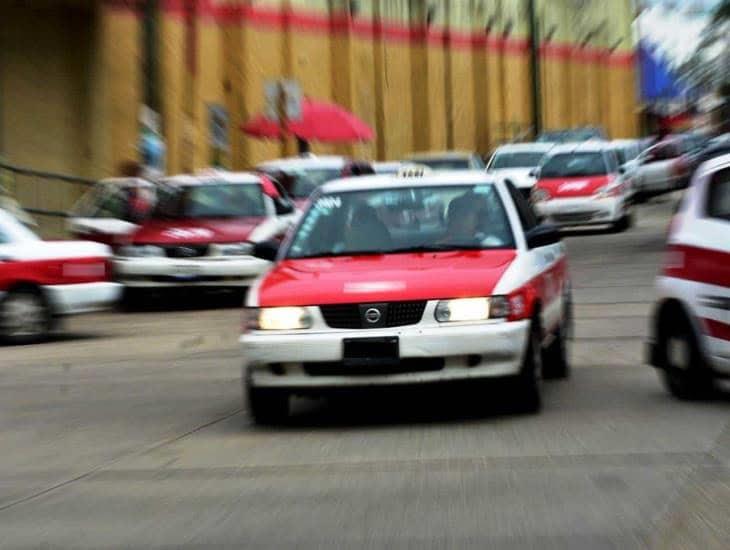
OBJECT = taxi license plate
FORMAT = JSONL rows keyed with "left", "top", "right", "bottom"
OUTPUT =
{"left": 343, "top": 337, "right": 399, "bottom": 367}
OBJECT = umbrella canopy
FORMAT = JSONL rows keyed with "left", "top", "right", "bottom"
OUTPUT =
{"left": 241, "top": 98, "right": 374, "bottom": 143}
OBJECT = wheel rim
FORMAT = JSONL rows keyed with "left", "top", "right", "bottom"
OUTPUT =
{"left": 1, "top": 293, "right": 47, "bottom": 338}
{"left": 667, "top": 336, "right": 690, "bottom": 370}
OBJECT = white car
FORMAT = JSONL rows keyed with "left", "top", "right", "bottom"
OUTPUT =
{"left": 372, "top": 161, "right": 402, "bottom": 175}
{"left": 532, "top": 142, "right": 634, "bottom": 231}
{"left": 112, "top": 172, "right": 296, "bottom": 295}
{"left": 0, "top": 209, "right": 121, "bottom": 343}
{"left": 403, "top": 151, "right": 485, "bottom": 171}
{"left": 256, "top": 155, "right": 349, "bottom": 207}
{"left": 634, "top": 137, "right": 693, "bottom": 198}
{"left": 647, "top": 155, "right": 730, "bottom": 398}
{"left": 241, "top": 171, "right": 572, "bottom": 423}
{"left": 486, "top": 142, "right": 556, "bottom": 198}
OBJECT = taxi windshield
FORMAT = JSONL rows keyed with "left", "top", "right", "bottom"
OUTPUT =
{"left": 541, "top": 152, "right": 608, "bottom": 178}
{"left": 286, "top": 184, "right": 515, "bottom": 259}
{"left": 155, "top": 183, "right": 266, "bottom": 219}
{"left": 490, "top": 152, "right": 545, "bottom": 169}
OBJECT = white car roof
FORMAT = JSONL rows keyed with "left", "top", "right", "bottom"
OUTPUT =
{"left": 696, "top": 152, "right": 730, "bottom": 177}
{"left": 97, "top": 177, "right": 154, "bottom": 188}
{"left": 161, "top": 170, "right": 262, "bottom": 187}
{"left": 257, "top": 155, "right": 349, "bottom": 171}
{"left": 320, "top": 171, "right": 498, "bottom": 194}
{"left": 405, "top": 150, "right": 476, "bottom": 161}
{"left": 492, "top": 142, "right": 555, "bottom": 154}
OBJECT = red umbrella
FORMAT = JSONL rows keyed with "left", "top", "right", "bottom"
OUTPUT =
{"left": 241, "top": 98, "right": 374, "bottom": 143}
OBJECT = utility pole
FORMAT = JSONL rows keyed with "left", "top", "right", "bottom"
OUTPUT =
{"left": 527, "top": 0, "right": 542, "bottom": 138}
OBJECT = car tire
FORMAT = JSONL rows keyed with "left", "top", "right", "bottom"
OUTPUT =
{"left": 514, "top": 318, "right": 542, "bottom": 414}
{"left": 658, "top": 311, "right": 714, "bottom": 400}
{"left": 612, "top": 209, "right": 633, "bottom": 232}
{"left": 0, "top": 287, "right": 52, "bottom": 345}
{"left": 121, "top": 288, "right": 144, "bottom": 311}
{"left": 543, "top": 295, "right": 572, "bottom": 380}
{"left": 246, "top": 382, "right": 290, "bottom": 425}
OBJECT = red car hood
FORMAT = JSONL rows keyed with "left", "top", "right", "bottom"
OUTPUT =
{"left": 131, "top": 217, "right": 264, "bottom": 245}
{"left": 537, "top": 175, "right": 613, "bottom": 198}
{"left": 258, "top": 250, "right": 517, "bottom": 306}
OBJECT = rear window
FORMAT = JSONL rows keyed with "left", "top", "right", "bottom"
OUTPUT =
{"left": 540, "top": 152, "right": 608, "bottom": 178}
{"left": 490, "top": 152, "right": 545, "bottom": 169}
{"left": 707, "top": 168, "right": 730, "bottom": 221}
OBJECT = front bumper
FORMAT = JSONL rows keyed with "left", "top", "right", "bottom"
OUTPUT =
{"left": 113, "top": 255, "right": 271, "bottom": 288}
{"left": 242, "top": 319, "right": 530, "bottom": 389}
{"left": 535, "top": 196, "right": 624, "bottom": 226}
{"left": 44, "top": 282, "right": 122, "bottom": 315}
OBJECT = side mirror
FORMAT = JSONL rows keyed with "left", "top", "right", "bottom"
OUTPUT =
{"left": 528, "top": 168, "right": 540, "bottom": 178}
{"left": 525, "top": 224, "right": 560, "bottom": 249}
{"left": 253, "top": 240, "right": 280, "bottom": 262}
{"left": 275, "top": 198, "right": 295, "bottom": 215}
{"left": 618, "top": 165, "right": 626, "bottom": 175}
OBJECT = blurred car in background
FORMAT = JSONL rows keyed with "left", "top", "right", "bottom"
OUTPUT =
{"left": 536, "top": 127, "right": 607, "bottom": 143}
{"left": 241, "top": 171, "right": 572, "bottom": 423}
{"left": 647, "top": 154, "right": 730, "bottom": 399}
{"left": 633, "top": 136, "right": 696, "bottom": 199}
{"left": 403, "top": 151, "right": 485, "bottom": 171}
{"left": 531, "top": 142, "right": 633, "bottom": 231}
{"left": 112, "top": 171, "right": 296, "bottom": 302}
{"left": 68, "top": 178, "right": 157, "bottom": 245}
{"left": 691, "top": 133, "right": 730, "bottom": 174}
{"left": 0, "top": 209, "right": 120, "bottom": 344}
{"left": 256, "top": 155, "right": 348, "bottom": 208}
{"left": 486, "top": 142, "right": 555, "bottom": 199}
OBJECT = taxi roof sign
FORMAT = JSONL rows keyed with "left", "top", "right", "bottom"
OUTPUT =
{"left": 397, "top": 163, "right": 432, "bottom": 178}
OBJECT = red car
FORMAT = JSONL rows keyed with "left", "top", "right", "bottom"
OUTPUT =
{"left": 241, "top": 172, "right": 572, "bottom": 423}
{"left": 111, "top": 171, "right": 298, "bottom": 298}
{"left": 0, "top": 209, "right": 120, "bottom": 344}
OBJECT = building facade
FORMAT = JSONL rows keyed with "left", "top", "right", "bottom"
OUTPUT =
{"left": 0, "top": 0, "right": 638, "bottom": 234}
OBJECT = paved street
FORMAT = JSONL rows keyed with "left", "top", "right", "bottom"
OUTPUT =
{"left": 1, "top": 196, "right": 728, "bottom": 549}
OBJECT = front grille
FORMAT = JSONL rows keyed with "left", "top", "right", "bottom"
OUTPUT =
{"left": 320, "top": 300, "right": 427, "bottom": 329}
{"left": 303, "top": 358, "right": 444, "bottom": 376}
{"left": 164, "top": 245, "right": 210, "bottom": 258}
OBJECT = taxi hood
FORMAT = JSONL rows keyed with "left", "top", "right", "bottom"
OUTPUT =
{"left": 537, "top": 175, "right": 612, "bottom": 198}
{"left": 489, "top": 168, "right": 534, "bottom": 189}
{"left": 256, "top": 250, "right": 517, "bottom": 306}
{"left": 130, "top": 217, "right": 265, "bottom": 245}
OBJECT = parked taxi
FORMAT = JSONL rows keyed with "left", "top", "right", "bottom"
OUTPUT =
{"left": 648, "top": 155, "right": 730, "bottom": 398}
{"left": 241, "top": 171, "right": 572, "bottom": 423}
{"left": 531, "top": 142, "right": 633, "bottom": 231}
{"left": 0, "top": 209, "right": 120, "bottom": 344}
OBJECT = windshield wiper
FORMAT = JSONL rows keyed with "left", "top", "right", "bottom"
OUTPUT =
{"left": 388, "top": 244, "right": 486, "bottom": 254}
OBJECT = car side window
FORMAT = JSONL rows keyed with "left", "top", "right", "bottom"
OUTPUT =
{"left": 707, "top": 168, "right": 730, "bottom": 222}
{"left": 605, "top": 151, "right": 619, "bottom": 173}
{"left": 0, "top": 226, "right": 9, "bottom": 244}
{"left": 504, "top": 181, "right": 538, "bottom": 231}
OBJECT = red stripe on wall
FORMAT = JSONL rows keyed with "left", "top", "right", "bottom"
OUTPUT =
{"left": 702, "top": 318, "right": 730, "bottom": 342}
{"left": 664, "top": 244, "right": 730, "bottom": 288}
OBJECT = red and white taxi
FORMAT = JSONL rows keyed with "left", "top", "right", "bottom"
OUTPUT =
{"left": 0, "top": 209, "right": 120, "bottom": 344}
{"left": 648, "top": 155, "right": 730, "bottom": 398}
{"left": 531, "top": 143, "right": 633, "bottom": 231}
{"left": 112, "top": 171, "right": 297, "bottom": 294}
{"left": 241, "top": 172, "right": 572, "bottom": 423}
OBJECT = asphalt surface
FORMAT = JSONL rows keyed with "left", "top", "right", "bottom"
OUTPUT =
{"left": 1, "top": 196, "right": 729, "bottom": 549}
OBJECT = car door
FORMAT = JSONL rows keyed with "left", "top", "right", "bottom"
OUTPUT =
{"left": 637, "top": 143, "right": 677, "bottom": 193}
{"left": 692, "top": 169, "right": 730, "bottom": 365}
{"left": 505, "top": 182, "right": 566, "bottom": 333}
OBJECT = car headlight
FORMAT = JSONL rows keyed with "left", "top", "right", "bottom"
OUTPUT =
{"left": 243, "top": 307, "right": 312, "bottom": 331}
{"left": 530, "top": 188, "right": 550, "bottom": 203}
{"left": 116, "top": 245, "right": 165, "bottom": 258}
{"left": 434, "top": 296, "right": 509, "bottom": 323}
{"left": 215, "top": 242, "right": 254, "bottom": 256}
{"left": 594, "top": 184, "right": 622, "bottom": 199}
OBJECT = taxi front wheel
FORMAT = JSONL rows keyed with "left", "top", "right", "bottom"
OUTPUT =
{"left": 513, "top": 319, "right": 542, "bottom": 414}
{"left": 246, "top": 383, "right": 290, "bottom": 425}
